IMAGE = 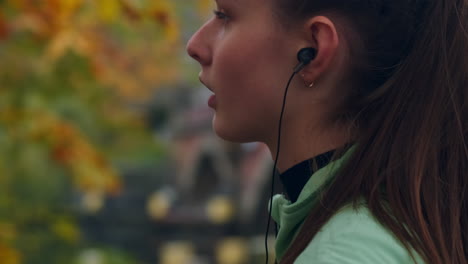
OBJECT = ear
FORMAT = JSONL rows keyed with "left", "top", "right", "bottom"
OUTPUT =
{"left": 299, "top": 16, "right": 339, "bottom": 84}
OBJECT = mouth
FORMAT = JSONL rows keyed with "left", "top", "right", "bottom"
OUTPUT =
{"left": 199, "top": 76, "right": 217, "bottom": 109}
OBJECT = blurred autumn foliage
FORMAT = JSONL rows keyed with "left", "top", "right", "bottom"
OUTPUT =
{"left": 0, "top": 0, "right": 213, "bottom": 263}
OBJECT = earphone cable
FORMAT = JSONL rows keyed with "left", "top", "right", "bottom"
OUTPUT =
{"left": 265, "top": 71, "right": 297, "bottom": 264}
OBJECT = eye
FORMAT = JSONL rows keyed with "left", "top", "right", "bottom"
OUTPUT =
{"left": 213, "top": 9, "right": 229, "bottom": 21}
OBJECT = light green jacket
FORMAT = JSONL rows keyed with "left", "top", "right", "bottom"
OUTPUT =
{"left": 271, "top": 148, "right": 425, "bottom": 264}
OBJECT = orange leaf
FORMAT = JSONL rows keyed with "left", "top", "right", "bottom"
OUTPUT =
{"left": 0, "top": 12, "right": 10, "bottom": 40}
{"left": 119, "top": 0, "right": 142, "bottom": 22}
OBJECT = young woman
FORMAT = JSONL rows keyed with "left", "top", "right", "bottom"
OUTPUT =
{"left": 186, "top": 0, "right": 467, "bottom": 263}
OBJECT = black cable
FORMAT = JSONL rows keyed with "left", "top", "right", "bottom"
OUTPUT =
{"left": 265, "top": 71, "right": 298, "bottom": 264}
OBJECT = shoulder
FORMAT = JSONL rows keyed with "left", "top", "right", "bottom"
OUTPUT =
{"left": 294, "top": 204, "right": 424, "bottom": 264}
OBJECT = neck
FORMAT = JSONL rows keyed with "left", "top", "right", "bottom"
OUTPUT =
{"left": 266, "top": 120, "right": 350, "bottom": 173}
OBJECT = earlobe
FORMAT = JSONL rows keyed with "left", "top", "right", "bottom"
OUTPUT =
{"left": 299, "top": 16, "right": 340, "bottom": 82}
{"left": 300, "top": 74, "right": 315, "bottom": 88}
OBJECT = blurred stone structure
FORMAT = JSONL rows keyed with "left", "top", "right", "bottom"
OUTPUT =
{"left": 79, "top": 85, "right": 280, "bottom": 264}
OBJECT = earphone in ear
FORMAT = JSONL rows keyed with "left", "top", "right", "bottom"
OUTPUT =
{"left": 293, "top": 47, "right": 317, "bottom": 73}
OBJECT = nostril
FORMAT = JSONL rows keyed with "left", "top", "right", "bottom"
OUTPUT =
{"left": 187, "top": 43, "right": 210, "bottom": 66}
{"left": 186, "top": 42, "right": 201, "bottom": 62}
{"left": 188, "top": 49, "right": 200, "bottom": 61}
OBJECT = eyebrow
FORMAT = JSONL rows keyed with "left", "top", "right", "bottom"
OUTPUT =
{"left": 216, "top": 0, "right": 240, "bottom": 6}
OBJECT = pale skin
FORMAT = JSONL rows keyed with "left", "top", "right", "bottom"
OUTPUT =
{"left": 187, "top": 0, "right": 353, "bottom": 172}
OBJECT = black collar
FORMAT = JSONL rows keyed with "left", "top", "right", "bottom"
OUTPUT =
{"left": 278, "top": 150, "right": 335, "bottom": 203}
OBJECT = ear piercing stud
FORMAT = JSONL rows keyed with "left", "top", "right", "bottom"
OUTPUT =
{"left": 301, "top": 74, "right": 314, "bottom": 88}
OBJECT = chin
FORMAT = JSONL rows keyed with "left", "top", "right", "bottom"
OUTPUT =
{"left": 212, "top": 116, "right": 257, "bottom": 144}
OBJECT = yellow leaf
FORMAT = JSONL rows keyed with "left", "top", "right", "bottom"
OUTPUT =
{"left": 197, "top": 0, "right": 214, "bottom": 18}
{"left": 0, "top": 222, "right": 17, "bottom": 242}
{"left": 51, "top": 218, "right": 81, "bottom": 243}
{"left": 56, "top": 0, "right": 83, "bottom": 26}
{"left": 96, "top": 0, "right": 121, "bottom": 22}
{"left": 164, "top": 21, "right": 179, "bottom": 43}
{"left": 148, "top": 1, "right": 179, "bottom": 42}
{"left": 0, "top": 243, "right": 21, "bottom": 264}
{"left": 61, "top": 0, "right": 83, "bottom": 15}
{"left": 44, "top": 29, "right": 76, "bottom": 62}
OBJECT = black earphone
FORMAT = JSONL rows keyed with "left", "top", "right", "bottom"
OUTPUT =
{"left": 264, "top": 47, "right": 316, "bottom": 264}
{"left": 294, "top": 47, "right": 317, "bottom": 73}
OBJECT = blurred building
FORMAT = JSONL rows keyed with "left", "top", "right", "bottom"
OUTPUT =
{"left": 79, "top": 85, "right": 281, "bottom": 264}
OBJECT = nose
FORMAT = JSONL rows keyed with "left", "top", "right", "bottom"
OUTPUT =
{"left": 186, "top": 21, "right": 212, "bottom": 66}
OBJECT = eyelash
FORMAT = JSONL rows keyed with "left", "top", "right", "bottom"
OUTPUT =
{"left": 213, "top": 9, "right": 229, "bottom": 21}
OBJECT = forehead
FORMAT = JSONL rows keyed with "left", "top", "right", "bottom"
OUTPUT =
{"left": 216, "top": 0, "right": 271, "bottom": 9}
{"left": 216, "top": 0, "right": 240, "bottom": 4}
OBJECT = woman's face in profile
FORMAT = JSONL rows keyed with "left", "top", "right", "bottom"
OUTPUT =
{"left": 187, "top": 0, "right": 300, "bottom": 143}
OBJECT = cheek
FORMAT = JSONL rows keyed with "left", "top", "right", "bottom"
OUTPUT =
{"left": 213, "top": 35, "right": 287, "bottom": 102}
{"left": 211, "top": 72, "right": 282, "bottom": 143}
{"left": 212, "top": 40, "right": 268, "bottom": 105}
{"left": 215, "top": 44, "right": 260, "bottom": 86}
{"left": 209, "top": 30, "right": 294, "bottom": 141}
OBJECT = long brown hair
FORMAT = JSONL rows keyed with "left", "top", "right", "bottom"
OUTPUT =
{"left": 274, "top": 0, "right": 468, "bottom": 263}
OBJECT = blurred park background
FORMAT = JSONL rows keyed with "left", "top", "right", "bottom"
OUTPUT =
{"left": 0, "top": 1, "right": 279, "bottom": 263}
